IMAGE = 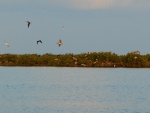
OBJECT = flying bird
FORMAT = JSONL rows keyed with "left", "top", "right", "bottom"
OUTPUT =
{"left": 57, "top": 39, "right": 62, "bottom": 47}
{"left": 62, "top": 26, "right": 65, "bottom": 30}
{"left": 37, "top": 40, "right": 42, "bottom": 44}
{"left": 26, "top": 21, "right": 31, "bottom": 28}
{"left": 4, "top": 41, "right": 9, "bottom": 47}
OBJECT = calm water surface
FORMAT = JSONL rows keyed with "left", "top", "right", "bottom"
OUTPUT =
{"left": 0, "top": 67, "right": 150, "bottom": 113}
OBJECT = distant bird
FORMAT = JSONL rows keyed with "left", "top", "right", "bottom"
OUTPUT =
{"left": 4, "top": 41, "right": 9, "bottom": 47}
{"left": 57, "top": 39, "right": 62, "bottom": 47}
{"left": 37, "top": 40, "right": 42, "bottom": 44}
{"left": 26, "top": 21, "right": 31, "bottom": 28}
{"left": 62, "top": 26, "right": 65, "bottom": 30}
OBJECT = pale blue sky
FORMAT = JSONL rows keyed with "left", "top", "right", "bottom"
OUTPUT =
{"left": 1, "top": 0, "right": 150, "bottom": 55}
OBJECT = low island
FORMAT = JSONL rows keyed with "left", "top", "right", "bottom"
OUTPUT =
{"left": 0, "top": 51, "right": 150, "bottom": 67}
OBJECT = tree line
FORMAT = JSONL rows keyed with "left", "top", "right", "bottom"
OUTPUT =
{"left": 0, "top": 51, "right": 150, "bottom": 67}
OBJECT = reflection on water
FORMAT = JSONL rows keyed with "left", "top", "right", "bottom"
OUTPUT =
{"left": 0, "top": 67, "right": 150, "bottom": 113}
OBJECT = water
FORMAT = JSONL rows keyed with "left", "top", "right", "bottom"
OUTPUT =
{"left": 0, "top": 67, "right": 150, "bottom": 113}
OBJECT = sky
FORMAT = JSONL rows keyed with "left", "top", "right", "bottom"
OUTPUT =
{"left": 1, "top": 0, "right": 150, "bottom": 55}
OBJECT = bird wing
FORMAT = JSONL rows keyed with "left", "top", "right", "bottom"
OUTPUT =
{"left": 27, "top": 21, "right": 30, "bottom": 28}
{"left": 28, "top": 23, "right": 30, "bottom": 27}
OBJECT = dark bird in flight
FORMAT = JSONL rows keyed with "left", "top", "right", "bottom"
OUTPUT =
{"left": 26, "top": 21, "right": 31, "bottom": 28}
{"left": 37, "top": 40, "right": 42, "bottom": 44}
{"left": 57, "top": 39, "right": 62, "bottom": 47}
{"left": 62, "top": 26, "right": 64, "bottom": 30}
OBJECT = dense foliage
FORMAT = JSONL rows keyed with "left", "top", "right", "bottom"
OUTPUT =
{"left": 0, "top": 51, "right": 150, "bottom": 67}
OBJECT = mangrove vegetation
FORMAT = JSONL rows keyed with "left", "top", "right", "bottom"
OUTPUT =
{"left": 0, "top": 51, "right": 150, "bottom": 67}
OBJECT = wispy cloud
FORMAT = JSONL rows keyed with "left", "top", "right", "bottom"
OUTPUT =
{"left": 43, "top": 0, "right": 150, "bottom": 10}
{"left": 1, "top": 0, "right": 150, "bottom": 10}
{"left": 69, "top": 0, "right": 132, "bottom": 9}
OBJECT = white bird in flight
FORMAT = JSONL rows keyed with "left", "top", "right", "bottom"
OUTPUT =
{"left": 57, "top": 39, "right": 62, "bottom": 47}
{"left": 4, "top": 41, "right": 9, "bottom": 47}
